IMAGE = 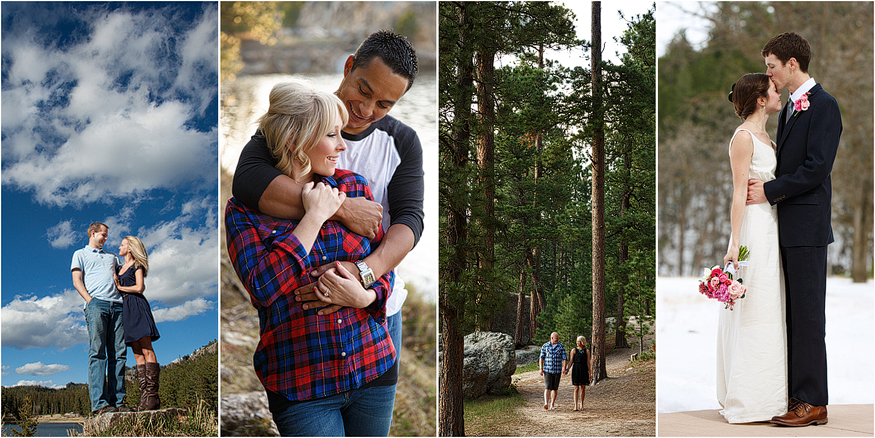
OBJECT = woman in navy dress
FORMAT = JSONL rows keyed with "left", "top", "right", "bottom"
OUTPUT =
{"left": 115, "top": 236, "right": 161, "bottom": 411}
{"left": 566, "top": 336, "right": 591, "bottom": 411}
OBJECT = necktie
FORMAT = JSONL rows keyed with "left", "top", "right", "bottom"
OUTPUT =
{"left": 785, "top": 99, "right": 794, "bottom": 123}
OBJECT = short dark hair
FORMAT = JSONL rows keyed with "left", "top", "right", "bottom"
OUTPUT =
{"left": 729, "top": 73, "right": 771, "bottom": 120}
{"left": 761, "top": 32, "right": 810, "bottom": 73}
{"left": 351, "top": 29, "right": 418, "bottom": 92}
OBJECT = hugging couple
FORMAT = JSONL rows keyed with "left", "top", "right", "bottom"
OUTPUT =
{"left": 71, "top": 222, "right": 161, "bottom": 415}
{"left": 719, "top": 32, "right": 841, "bottom": 426}
{"left": 225, "top": 30, "right": 424, "bottom": 436}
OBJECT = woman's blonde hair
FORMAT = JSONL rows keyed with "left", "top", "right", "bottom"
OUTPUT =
{"left": 124, "top": 236, "right": 149, "bottom": 277}
{"left": 576, "top": 336, "right": 587, "bottom": 347}
{"left": 257, "top": 82, "right": 349, "bottom": 182}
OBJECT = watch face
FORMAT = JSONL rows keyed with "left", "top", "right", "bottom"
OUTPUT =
{"left": 363, "top": 272, "right": 376, "bottom": 286}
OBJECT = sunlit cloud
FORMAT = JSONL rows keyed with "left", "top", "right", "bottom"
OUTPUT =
{"left": 151, "top": 298, "right": 215, "bottom": 323}
{"left": 11, "top": 380, "right": 64, "bottom": 389}
{"left": 0, "top": 289, "right": 87, "bottom": 349}
{"left": 1, "top": 4, "right": 218, "bottom": 207}
{"left": 47, "top": 220, "right": 78, "bottom": 249}
{"left": 15, "top": 362, "right": 71, "bottom": 376}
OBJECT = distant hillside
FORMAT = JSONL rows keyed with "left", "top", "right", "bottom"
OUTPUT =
{"left": 3, "top": 340, "right": 218, "bottom": 419}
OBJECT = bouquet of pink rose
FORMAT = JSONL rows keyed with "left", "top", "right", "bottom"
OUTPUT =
{"left": 698, "top": 246, "right": 749, "bottom": 310}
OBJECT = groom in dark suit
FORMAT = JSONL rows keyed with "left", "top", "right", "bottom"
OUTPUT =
{"left": 747, "top": 32, "right": 842, "bottom": 426}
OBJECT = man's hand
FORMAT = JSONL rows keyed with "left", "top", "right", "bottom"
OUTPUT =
{"left": 747, "top": 179, "right": 767, "bottom": 205}
{"left": 293, "top": 261, "right": 371, "bottom": 315}
{"left": 335, "top": 197, "right": 382, "bottom": 239}
{"left": 293, "top": 281, "right": 342, "bottom": 315}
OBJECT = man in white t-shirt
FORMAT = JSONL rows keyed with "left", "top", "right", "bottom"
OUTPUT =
{"left": 231, "top": 29, "right": 424, "bottom": 421}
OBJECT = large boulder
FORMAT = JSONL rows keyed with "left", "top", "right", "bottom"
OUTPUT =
{"left": 462, "top": 332, "right": 516, "bottom": 399}
{"left": 220, "top": 392, "right": 279, "bottom": 436}
{"left": 515, "top": 345, "right": 542, "bottom": 367}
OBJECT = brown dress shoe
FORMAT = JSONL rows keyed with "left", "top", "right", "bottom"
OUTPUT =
{"left": 770, "top": 401, "right": 828, "bottom": 426}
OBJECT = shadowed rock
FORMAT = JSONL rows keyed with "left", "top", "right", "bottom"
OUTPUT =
{"left": 461, "top": 332, "right": 516, "bottom": 399}
{"left": 84, "top": 408, "right": 188, "bottom": 435}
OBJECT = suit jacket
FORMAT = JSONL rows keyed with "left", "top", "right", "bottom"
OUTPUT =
{"left": 764, "top": 83, "right": 842, "bottom": 247}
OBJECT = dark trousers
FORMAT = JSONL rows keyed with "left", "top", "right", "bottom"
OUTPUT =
{"left": 781, "top": 245, "right": 828, "bottom": 406}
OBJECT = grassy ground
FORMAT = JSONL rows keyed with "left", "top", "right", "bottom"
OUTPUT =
{"left": 463, "top": 392, "right": 529, "bottom": 436}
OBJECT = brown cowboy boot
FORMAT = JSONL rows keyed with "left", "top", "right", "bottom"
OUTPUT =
{"left": 135, "top": 364, "right": 148, "bottom": 411}
{"left": 139, "top": 362, "right": 161, "bottom": 411}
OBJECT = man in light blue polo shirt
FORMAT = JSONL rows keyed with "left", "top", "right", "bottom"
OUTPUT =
{"left": 71, "top": 222, "right": 128, "bottom": 415}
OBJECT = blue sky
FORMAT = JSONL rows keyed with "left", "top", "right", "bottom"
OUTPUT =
{"left": 1, "top": 2, "right": 218, "bottom": 388}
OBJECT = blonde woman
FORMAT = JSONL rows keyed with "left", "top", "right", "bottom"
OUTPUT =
{"left": 226, "top": 81, "right": 396, "bottom": 436}
{"left": 566, "top": 336, "right": 591, "bottom": 411}
{"left": 114, "top": 236, "right": 161, "bottom": 411}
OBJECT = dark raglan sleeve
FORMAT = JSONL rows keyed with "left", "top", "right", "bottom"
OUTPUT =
{"left": 231, "top": 132, "right": 283, "bottom": 211}
{"left": 386, "top": 121, "right": 425, "bottom": 247}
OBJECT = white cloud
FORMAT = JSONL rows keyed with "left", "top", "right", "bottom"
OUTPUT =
{"left": 1, "top": 5, "right": 217, "bottom": 207}
{"left": 15, "top": 362, "right": 71, "bottom": 377}
{"left": 1, "top": 366, "right": 10, "bottom": 376}
{"left": 11, "top": 380, "right": 63, "bottom": 389}
{"left": 47, "top": 220, "right": 78, "bottom": 249}
{"left": 1, "top": 289, "right": 88, "bottom": 349}
{"left": 135, "top": 200, "right": 218, "bottom": 306}
{"left": 151, "top": 298, "right": 215, "bottom": 323}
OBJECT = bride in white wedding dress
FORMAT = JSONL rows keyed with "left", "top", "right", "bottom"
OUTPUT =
{"left": 717, "top": 73, "right": 788, "bottom": 423}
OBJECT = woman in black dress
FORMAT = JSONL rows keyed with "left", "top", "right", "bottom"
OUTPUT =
{"left": 115, "top": 236, "right": 161, "bottom": 411}
{"left": 566, "top": 336, "right": 591, "bottom": 411}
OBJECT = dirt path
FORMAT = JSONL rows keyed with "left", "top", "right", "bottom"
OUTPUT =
{"left": 474, "top": 346, "right": 655, "bottom": 437}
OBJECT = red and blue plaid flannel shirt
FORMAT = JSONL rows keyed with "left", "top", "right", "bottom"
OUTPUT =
{"left": 226, "top": 169, "right": 395, "bottom": 402}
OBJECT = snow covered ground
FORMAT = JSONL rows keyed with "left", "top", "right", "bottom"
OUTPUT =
{"left": 657, "top": 276, "right": 874, "bottom": 413}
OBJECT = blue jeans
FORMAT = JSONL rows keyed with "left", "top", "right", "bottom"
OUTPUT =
{"left": 271, "top": 384, "right": 396, "bottom": 436}
{"left": 386, "top": 311, "right": 401, "bottom": 421}
{"left": 85, "top": 298, "right": 126, "bottom": 411}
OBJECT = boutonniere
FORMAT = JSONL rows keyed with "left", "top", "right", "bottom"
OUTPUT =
{"left": 793, "top": 92, "right": 811, "bottom": 117}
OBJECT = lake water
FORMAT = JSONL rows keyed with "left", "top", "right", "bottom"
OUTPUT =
{"left": 221, "top": 73, "right": 438, "bottom": 303}
{"left": 2, "top": 422, "right": 83, "bottom": 437}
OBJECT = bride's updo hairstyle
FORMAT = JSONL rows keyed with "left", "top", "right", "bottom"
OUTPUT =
{"left": 728, "top": 73, "right": 770, "bottom": 120}
{"left": 257, "top": 81, "right": 349, "bottom": 181}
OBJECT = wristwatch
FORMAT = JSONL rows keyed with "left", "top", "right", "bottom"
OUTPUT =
{"left": 354, "top": 260, "right": 376, "bottom": 288}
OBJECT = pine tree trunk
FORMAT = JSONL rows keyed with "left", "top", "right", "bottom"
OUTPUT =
{"left": 476, "top": 49, "right": 495, "bottom": 328}
{"left": 438, "top": 3, "right": 473, "bottom": 434}
{"left": 514, "top": 269, "right": 527, "bottom": 348}
{"left": 590, "top": 1, "right": 608, "bottom": 382}
{"left": 615, "top": 150, "right": 631, "bottom": 349}
{"left": 439, "top": 305, "right": 465, "bottom": 436}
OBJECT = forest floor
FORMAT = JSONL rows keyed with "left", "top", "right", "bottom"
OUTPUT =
{"left": 467, "top": 337, "right": 655, "bottom": 437}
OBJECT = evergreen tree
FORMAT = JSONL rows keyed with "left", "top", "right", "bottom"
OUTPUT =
{"left": 11, "top": 397, "right": 38, "bottom": 437}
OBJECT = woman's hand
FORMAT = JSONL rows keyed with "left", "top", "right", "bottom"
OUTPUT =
{"left": 723, "top": 244, "right": 740, "bottom": 271}
{"left": 301, "top": 181, "right": 345, "bottom": 224}
{"left": 312, "top": 262, "right": 377, "bottom": 312}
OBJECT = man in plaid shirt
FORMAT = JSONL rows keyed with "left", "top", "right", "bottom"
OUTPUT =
{"left": 539, "top": 332, "right": 568, "bottom": 410}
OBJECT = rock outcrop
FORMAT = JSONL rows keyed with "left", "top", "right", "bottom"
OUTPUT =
{"left": 461, "top": 332, "right": 516, "bottom": 399}
{"left": 220, "top": 391, "right": 278, "bottom": 437}
{"left": 83, "top": 408, "right": 187, "bottom": 436}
